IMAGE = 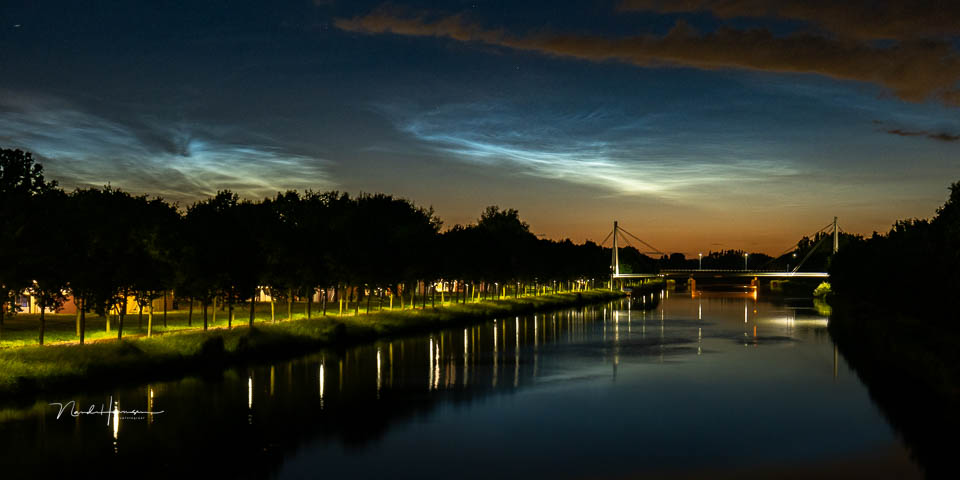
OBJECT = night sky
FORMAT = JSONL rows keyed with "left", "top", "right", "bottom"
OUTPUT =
{"left": 2, "top": 1, "right": 959, "bottom": 254}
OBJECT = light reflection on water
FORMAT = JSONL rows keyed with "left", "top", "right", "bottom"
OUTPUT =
{"left": 0, "top": 291, "right": 924, "bottom": 479}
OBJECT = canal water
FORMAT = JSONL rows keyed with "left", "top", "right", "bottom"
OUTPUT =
{"left": 0, "top": 290, "right": 923, "bottom": 478}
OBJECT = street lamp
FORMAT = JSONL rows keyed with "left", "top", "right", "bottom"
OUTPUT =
{"left": 743, "top": 253, "right": 749, "bottom": 271}
{"left": 698, "top": 252, "right": 702, "bottom": 270}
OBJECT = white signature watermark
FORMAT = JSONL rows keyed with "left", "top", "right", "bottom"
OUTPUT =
{"left": 49, "top": 395, "right": 164, "bottom": 423}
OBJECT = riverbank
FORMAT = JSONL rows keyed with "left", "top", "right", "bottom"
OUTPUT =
{"left": 828, "top": 298, "right": 959, "bottom": 479}
{"left": 0, "top": 289, "right": 627, "bottom": 399}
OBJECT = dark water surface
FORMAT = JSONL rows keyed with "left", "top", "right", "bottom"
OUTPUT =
{"left": 0, "top": 291, "right": 924, "bottom": 478}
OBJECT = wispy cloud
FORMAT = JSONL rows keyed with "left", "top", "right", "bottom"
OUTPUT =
{"left": 335, "top": 6, "right": 960, "bottom": 106}
{"left": 871, "top": 119, "right": 960, "bottom": 143}
{"left": 0, "top": 92, "right": 335, "bottom": 203}
{"left": 619, "top": 0, "right": 960, "bottom": 41}
{"left": 885, "top": 129, "right": 960, "bottom": 143}
{"left": 376, "top": 100, "right": 798, "bottom": 200}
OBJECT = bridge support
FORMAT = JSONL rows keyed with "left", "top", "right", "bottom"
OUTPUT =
{"left": 611, "top": 221, "right": 620, "bottom": 289}
{"left": 833, "top": 216, "right": 839, "bottom": 254}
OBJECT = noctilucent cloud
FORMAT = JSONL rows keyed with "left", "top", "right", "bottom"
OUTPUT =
{"left": 2, "top": 1, "right": 959, "bottom": 254}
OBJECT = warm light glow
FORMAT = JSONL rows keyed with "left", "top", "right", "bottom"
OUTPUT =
{"left": 697, "top": 327, "right": 702, "bottom": 356}
{"left": 764, "top": 315, "right": 828, "bottom": 328}
{"left": 514, "top": 320, "right": 520, "bottom": 388}
{"left": 428, "top": 337, "right": 434, "bottom": 391}
{"left": 615, "top": 312, "right": 620, "bottom": 342}
{"left": 112, "top": 401, "right": 120, "bottom": 441}
{"left": 434, "top": 339, "right": 440, "bottom": 390}
{"left": 463, "top": 328, "right": 470, "bottom": 386}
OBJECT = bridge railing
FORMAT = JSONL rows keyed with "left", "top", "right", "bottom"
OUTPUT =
{"left": 611, "top": 270, "right": 829, "bottom": 278}
{"left": 660, "top": 269, "right": 784, "bottom": 273}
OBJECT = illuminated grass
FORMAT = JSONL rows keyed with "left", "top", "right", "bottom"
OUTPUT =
{"left": 0, "top": 289, "right": 624, "bottom": 347}
{"left": 0, "top": 289, "right": 625, "bottom": 397}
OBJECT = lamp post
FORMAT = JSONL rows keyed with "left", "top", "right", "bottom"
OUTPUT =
{"left": 743, "top": 253, "right": 749, "bottom": 271}
{"left": 698, "top": 253, "right": 702, "bottom": 270}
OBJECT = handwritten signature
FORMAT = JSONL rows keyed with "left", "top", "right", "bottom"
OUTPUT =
{"left": 49, "top": 396, "right": 164, "bottom": 423}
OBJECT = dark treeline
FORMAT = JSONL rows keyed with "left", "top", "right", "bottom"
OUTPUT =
{"left": 1, "top": 149, "right": 621, "bottom": 345}
{"left": 653, "top": 250, "right": 774, "bottom": 270}
{"left": 826, "top": 183, "right": 959, "bottom": 479}
{"left": 830, "top": 181, "right": 960, "bottom": 317}
{"left": 2, "top": 147, "right": 859, "bottom": 347}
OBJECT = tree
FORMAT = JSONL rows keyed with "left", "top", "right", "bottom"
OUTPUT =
{"left": 129, "top": 196, "right": 180, "bottom": 337}
{"left": 0, "top": 148, "right": 57, "bottom": 340}
{"left": 344, "top": 193, "right": 441, "bottom": 312}
{"left": 3, "top": 150, "right": 630, "bottom": 346}
{"left": 234, "top": 200, "right": 269, "bottom": 327}
{"left": 262, "top": 191, "right": 305, "bottom": 322}
{"left": 831, "top": 180, "right": 960, "bottom": 317}
{"left": 474, "top": 206, "right": 537, "bottom": 293}
{"left": 182, "top": 191, "right": 241, "bottom": 330}
{"left": 23, "top": 189, "right": 71, "bottom": 344}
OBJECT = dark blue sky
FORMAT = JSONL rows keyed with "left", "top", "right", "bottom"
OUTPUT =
{"left": 2, "top": 1, "right": 959, "bottom": 253}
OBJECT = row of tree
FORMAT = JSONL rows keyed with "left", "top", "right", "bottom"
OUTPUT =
{"left": 829, "top": 181, "right": 960, "bottom": 318}
{"left": 4, "top": 148, "right": 860, "bottom": 345}
{"left": 0, "top": 149, "right": 634, "bottom": 345}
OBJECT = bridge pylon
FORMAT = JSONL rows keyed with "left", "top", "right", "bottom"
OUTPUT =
{"left": 833, "top": 216, "right": 839, "bottom": 254}
{"left": 611, "top": 221, "right": 620, "bottom": 281}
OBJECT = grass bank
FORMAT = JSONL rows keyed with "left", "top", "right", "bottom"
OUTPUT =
{"left": 0, "top": 289, "right": 625, "bottom": 398}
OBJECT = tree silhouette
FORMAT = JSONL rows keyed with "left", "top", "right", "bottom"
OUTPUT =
{"left": 831, "top": 181, "right": 960, "bottom": 317}
{"left": 0, "top": 148, "right": 57, "bottom": 340}
{"left": 4, "top": 150, "right": 701, "bottom": 346}
{"left": 23, "top": 188, "right": 70, "bottom": 344}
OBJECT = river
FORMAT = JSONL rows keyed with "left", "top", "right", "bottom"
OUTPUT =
{"left": 0, "top": 289, "right": 924, "bottom": 478}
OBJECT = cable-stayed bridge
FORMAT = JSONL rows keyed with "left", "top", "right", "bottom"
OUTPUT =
{"left": 602, "top": 219, "right": 836, "bottom": 284}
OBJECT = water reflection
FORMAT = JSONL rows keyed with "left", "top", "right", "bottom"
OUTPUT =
{"left": 112, "top": 400, "right": 119, "bottom": 443}
{"left": 0, "top": 291, "right": 923, "bottom": 479}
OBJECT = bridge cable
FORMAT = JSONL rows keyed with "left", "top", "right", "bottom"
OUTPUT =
{"left": 756, "top": 221, "right": 836, "bottom": 270}
{"left": 618, "top": 234, "right": 663, "bottom": 256}
{"left": 792, "top": 233, "right": 830, "bottom": 273}
{"left": 617, "top": 227, "right": 665, "bottom": 256}
{"left": 617, "top": 234, "right": 641, "bottom": 253}
{"left": 757, "top": 242, "right": 802, "bottom": 270}
{"left": 598, "top": 229, "right": 613, "bottom": 247}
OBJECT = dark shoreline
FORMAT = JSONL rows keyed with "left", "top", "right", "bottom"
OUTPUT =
{"left": 827, "top": 297, "right": 959, "bottom": 479}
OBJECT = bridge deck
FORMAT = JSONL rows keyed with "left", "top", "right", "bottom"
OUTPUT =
{"left": 613, "top": 270, "right": 828, "bottom": 279}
